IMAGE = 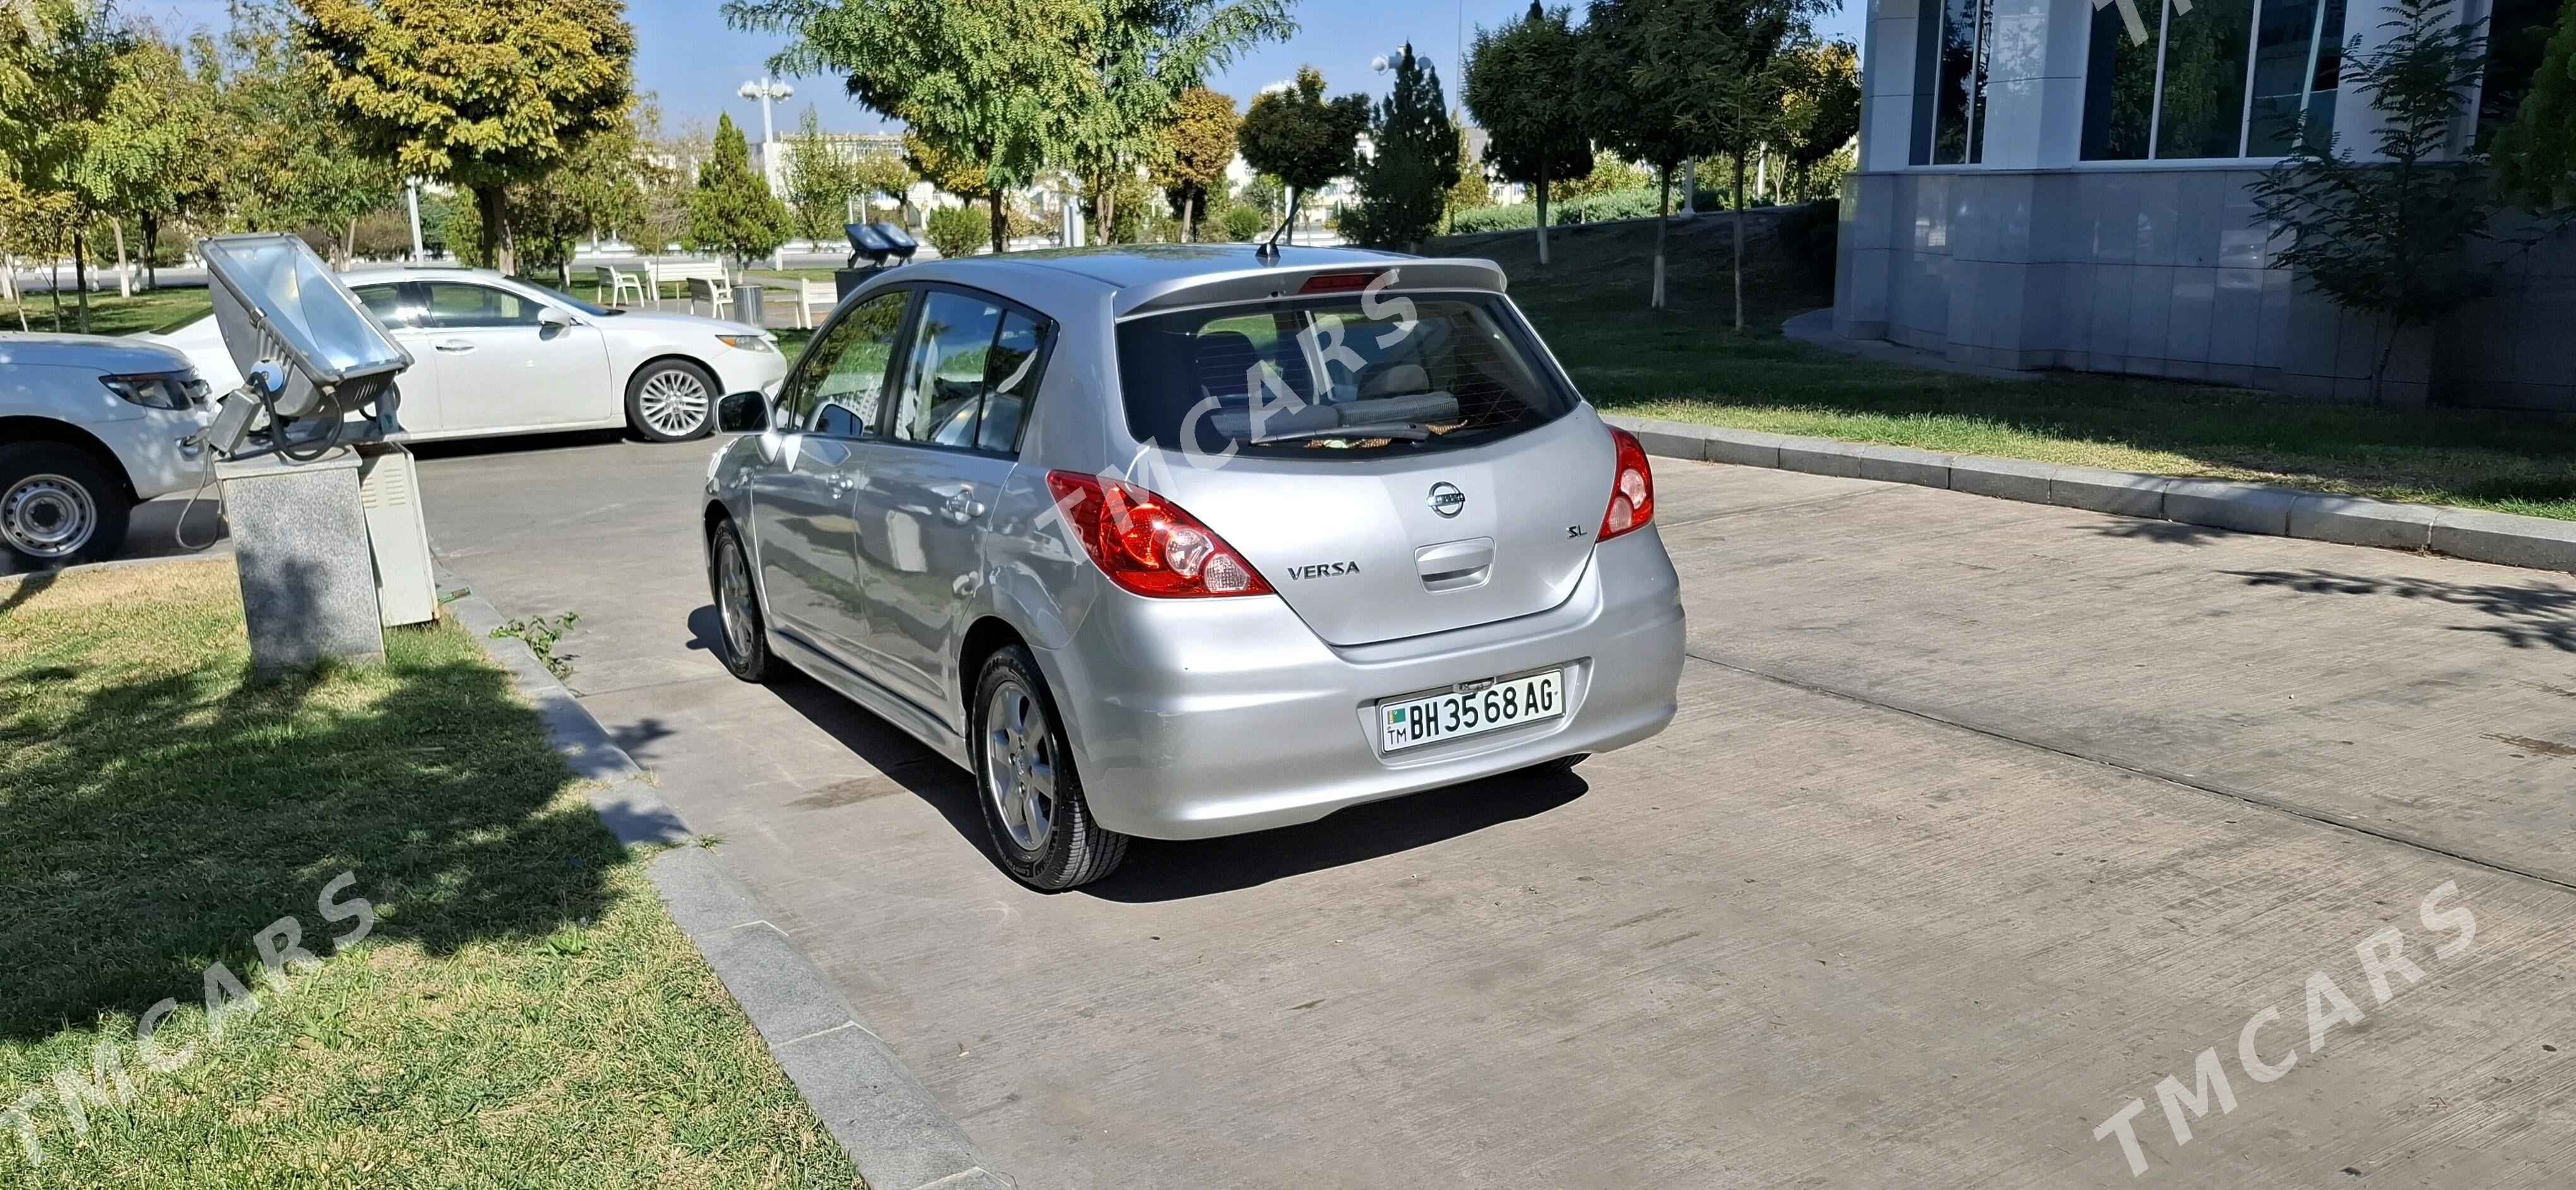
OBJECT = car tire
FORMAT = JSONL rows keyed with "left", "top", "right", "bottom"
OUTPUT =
{"left": 708, "top": 519, "right": 775, "bottom": 683}
{"left": 0, "top": 442, "right": 131, "bottom": 567}
{"left": 1523, "top": 753, "right": 1589, "bottom": 776}
{"left": 626, "top": 359, "right": 717, "bottom": 442}
{"left": 972, "top": 645, "right": 1127, "bottom": 891}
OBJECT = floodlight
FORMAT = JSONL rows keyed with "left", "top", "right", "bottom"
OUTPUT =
{"left": 195, "top": 233, "right": 414, "bottom": 458}
{"left": 870, "top": 222, "right": 919, "bottom": 262}
{"left": 845, "top": 222, "right": 895, "bottom": 268}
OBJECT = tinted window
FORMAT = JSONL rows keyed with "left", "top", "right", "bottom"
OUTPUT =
{"left": 418, "top": 282, "right": 540, "bottom": 328}
{"left": 352, "top": 283, "right": 414, "bottom": 328}
{"left": 890, "top": 289, "right": 1050, "bottom": 454}
{"left": 782, "top": 289, "right": 907, "bottom": 436}
{"left": 1116, "top": 292, "right": 1577, "bottom": 459}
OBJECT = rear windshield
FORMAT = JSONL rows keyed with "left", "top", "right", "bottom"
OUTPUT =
{"left": 1116, "top": 291, "right": 1578, "bottom": 459}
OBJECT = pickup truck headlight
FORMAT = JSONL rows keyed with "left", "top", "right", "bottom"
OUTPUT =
{"left": 717, "top": 334, "right": 775, "bottom": 353}
{"left": 100, "top": 370, "right": 210, "bottom": 411}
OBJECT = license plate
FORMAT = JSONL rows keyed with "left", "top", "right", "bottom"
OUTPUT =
{"left": 1381, "top": 669, "right": 1565, "bottom": 752}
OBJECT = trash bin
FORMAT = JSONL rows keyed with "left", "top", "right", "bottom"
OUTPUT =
{"left": 730, "top": 284, "right": 766, "bottom": 327}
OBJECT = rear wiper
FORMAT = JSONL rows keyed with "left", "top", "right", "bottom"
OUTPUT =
{"left": 1253, "top": 423, "right": 1431, "bottom": 444}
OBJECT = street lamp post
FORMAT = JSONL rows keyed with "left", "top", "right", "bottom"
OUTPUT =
{"left": 739, "top": 76, "right": 796, "bottom": 268}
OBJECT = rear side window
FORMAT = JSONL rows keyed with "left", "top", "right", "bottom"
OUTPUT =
{"left": 890, "top": 288, "right": 1052, "bottom": 455}
{"left": 418, "top": 282, "right": 539, "bottom": 328}
{"left": 1116, "top": 292, "right": 1577, "bottom": 459}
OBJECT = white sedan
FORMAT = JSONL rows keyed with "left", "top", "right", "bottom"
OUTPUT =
{"left": 155, "top": 265, "right": 790, "bottom": 443}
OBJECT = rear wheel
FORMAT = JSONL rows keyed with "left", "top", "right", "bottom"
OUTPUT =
{"left": 708, "top": 519, "right": 774, "bottom": 682}
{"left": 0, "top": 442, "right": 129, "bottom": 567}
{"left": 973, "top": 646, "right": 1126, "bottom": 890}
{"left": 626, "top": 359, "right": 716, "bottom": 442}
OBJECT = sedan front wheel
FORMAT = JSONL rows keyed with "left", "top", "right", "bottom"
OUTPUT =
{"left": 626, "top": 359, "right": 717, "bottom": 442}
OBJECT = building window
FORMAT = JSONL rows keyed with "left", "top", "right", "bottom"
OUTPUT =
{"left": 1917, "top": 0, "right": 1996, "bottom": 164}
{"left": 2081, "top": 0, "right": 2346, "bottom": 160}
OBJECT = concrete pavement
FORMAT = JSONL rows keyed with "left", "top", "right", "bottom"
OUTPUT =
{"left": 415, "top": 433, "right": 2576, "bottom": 1187}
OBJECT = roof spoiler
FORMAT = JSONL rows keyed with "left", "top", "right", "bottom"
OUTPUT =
{"left": 1114, "top": 258, "right": 1510, "bottom": 319}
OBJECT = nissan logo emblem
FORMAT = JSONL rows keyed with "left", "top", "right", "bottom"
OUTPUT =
{"left": 1427, "top": 481, "right": 1466, "bottom": 518}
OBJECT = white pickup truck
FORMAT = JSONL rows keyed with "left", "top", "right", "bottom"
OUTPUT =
{"left": 0, "top": 334, "right": 213, "bottom": 565}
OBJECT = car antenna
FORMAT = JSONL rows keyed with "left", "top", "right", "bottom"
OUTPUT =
{"left": 1256, "top": 213, "right": 1290, "bottom": 263}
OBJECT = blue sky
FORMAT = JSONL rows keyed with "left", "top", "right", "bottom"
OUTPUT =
{"left": 127, "top": 0, "right": 1864, "bottom": 138}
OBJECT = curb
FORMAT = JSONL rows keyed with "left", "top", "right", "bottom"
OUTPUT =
{"left": 435, "top": 562, "right": 1013, "bottom": 1190}
{"left": 1602, "top": 415, "right": 2576, "bottom": 575}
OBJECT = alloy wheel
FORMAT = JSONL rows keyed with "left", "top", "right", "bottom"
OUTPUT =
{"left": 637, "top": 368, "right": 710, "bottom": 436}
{"left": 982, "top": 679, "right": 1057, "bottom": 853}
{"left": 717, "top": 535, "right": 756, "bottom": 662}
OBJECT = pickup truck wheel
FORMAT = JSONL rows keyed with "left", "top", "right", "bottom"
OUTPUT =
{"left": 0, "top": 442, "right": 129, "bottom": 567}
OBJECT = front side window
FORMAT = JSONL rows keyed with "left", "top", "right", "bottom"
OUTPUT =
{"left": 417, "top": 282, "right": 541, "bottom": 328}
{"left": 889, "top": 289, "right": 1052, "bottom": 454}
{"left": 781, "top": 289, "right": 907, "bottom": 436}
{"left": 2082, "top": 0, "right": 2345, "bottom": 160}
{"left": 1116, "top": 291, "right": 1578, "bottom": 460}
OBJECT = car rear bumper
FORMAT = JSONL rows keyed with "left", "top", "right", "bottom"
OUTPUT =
{"left": 1036, "top": 527, "right": 1686, "bottom": 840}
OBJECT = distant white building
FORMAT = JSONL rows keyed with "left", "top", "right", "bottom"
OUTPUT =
{"left": 1830, "top": 0, "right": 2572, "bottom": 408}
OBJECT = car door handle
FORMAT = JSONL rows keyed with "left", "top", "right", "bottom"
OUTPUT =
{"left": 433, "top": 340, "right": 475, "bottom": 353}
{"left": 940, "top": 492, "right": 986, "bottom": 522}
{"left": 828, "top": 475, "right": 857, "bottom": 494}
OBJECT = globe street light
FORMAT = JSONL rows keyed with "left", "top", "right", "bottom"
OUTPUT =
{"left": 738, "top": 76, "right": 794, "bottom": 150}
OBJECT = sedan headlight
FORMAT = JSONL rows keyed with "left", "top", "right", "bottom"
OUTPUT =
{"left": 717, "top": 334, "right": 775, "bottom": 353}
{"left": 100, "top": 370, "right": 210, "bottom": 411}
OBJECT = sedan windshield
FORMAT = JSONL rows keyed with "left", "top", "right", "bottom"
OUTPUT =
{"left": 1116, "top": 292, "right": 1578, "bottom": 459}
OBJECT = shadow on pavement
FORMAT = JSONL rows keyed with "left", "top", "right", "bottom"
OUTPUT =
{"left": 1083, "top": 767, "right": 1592, "bottom": 903}
{"left": 2227, "top": 568, "right": 2576, "bottom": 652}
{"left": 403, "top": 428, "right": 627, "bottom": 460}
{"left": 715, "top": 594, "right": 1601, "bottom": 899}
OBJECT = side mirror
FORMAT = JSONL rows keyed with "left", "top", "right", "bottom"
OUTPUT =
{"left": 537, "top": 305, "right": 571, "bottom": 330}
{"left": 716, "top": 390, "right": 771, "bottom": 433}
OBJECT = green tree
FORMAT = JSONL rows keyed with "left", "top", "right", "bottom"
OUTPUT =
{"left": 0, "top": 0, "right": 128, "bottom": 330}
{"left": 1463, "top": 3, "right": 1592, "bottom": 265}
{"left": 1152, "top": 85, "right": 1237, "bottom": 240}
{"left": 1780, "top": 39, "right": 1860, "bottom": 202}
{"left": 511, "top": 100, "right": 660, "bottom": 283}
{"left": 2251, "top": 0, "right": 2493, "bottom": 401}
{"left": 1064, "top": 0, "right": 1293, "bottom": 244}
{"left": 1236, "top": 65, "right": 1367, "bottom": 244}
{"left": 1442, "top": 127, "right": 1491, "bottom": 231}
{"left": 75, "top": 32, "right": 219, "bottom": 292}
{"left": 1633, "top": 0, "right": 1822, "bottom": 328}
{"left": 737, "top": 0, "right": 1095, "bottom": 254}
{"left": 782, "top": 104, "right": 860, "bottom": 245}
{"left": 302, "top": 0, "right": 636, "bottom": 273}
{"left": 922, "top": 202, "right": 988, "bottom": 258}
{"left": 2495, "top": 0, "right": 2576, "bottom": 210}
{"left": 687, "top": 113, "right": 791, "bottom": 265}
{"left": 1581, "top": 0, "right": 1696, "bottom": 306}
{"left": 849, "top": 148, "right": 920, "bottom": 225}
{"left": 1343, "top": 45, "right": 1460, "bottom": 251}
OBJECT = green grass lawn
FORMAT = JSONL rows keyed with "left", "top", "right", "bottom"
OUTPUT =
{"left": 1427, "top": 217, "right": 2576, "bottom": 520}
{"left": 0, "top": 562, "right": 859, "bottom": 1188}
{"left": 8, "top": 285, "right": 212, "bottom": 337}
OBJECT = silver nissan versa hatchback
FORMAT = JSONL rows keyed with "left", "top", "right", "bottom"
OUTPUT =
{"left": 701, "top": 244, "right": 1685, "bottom": 889}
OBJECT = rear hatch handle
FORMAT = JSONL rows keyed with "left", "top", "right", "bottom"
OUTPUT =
{"left": 1416, "top": 537, "right": 1494, "bottom": 592}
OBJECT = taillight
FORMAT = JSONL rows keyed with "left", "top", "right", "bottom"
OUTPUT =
{"left": 1599, "top": 428, "right": 1655, "bottom": 541}
{"left": 1046, "top": 471, "right": 1275, "bottom": 598}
